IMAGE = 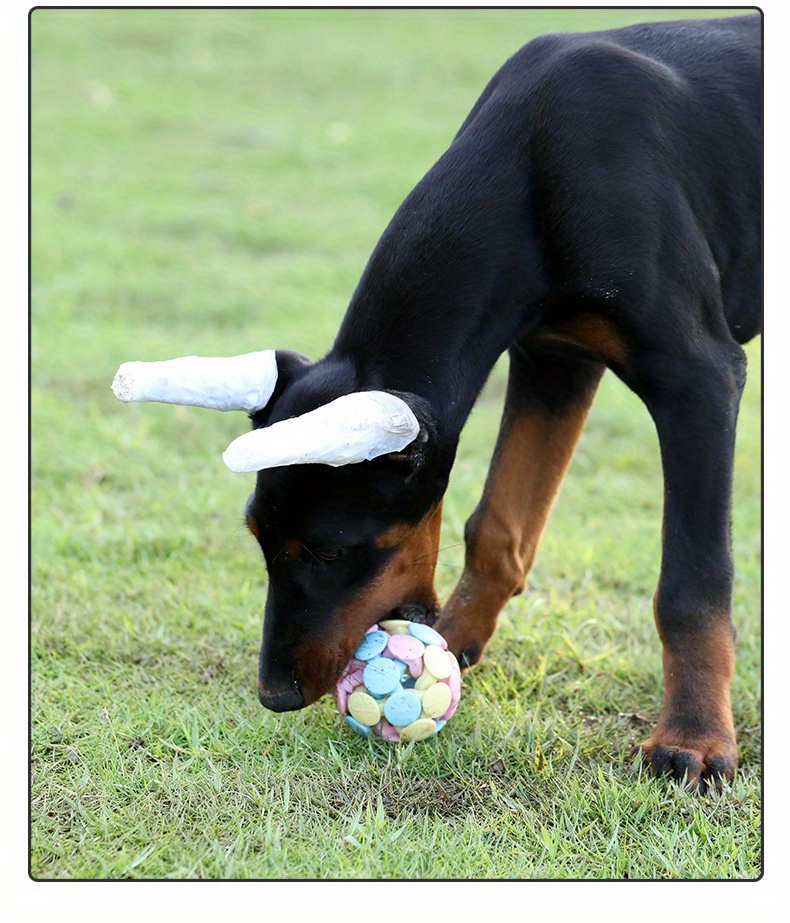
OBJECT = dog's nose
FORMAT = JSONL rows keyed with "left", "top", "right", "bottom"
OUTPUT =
{"left": 258, "top": 683, "right": 305, "bottom": 712}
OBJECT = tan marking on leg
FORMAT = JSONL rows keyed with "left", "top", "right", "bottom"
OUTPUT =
{"left": 437, "top": 372, "right": 602, "bottom": 665}
{"left": 637, "top": 609, "right": 737, "bottom": 790}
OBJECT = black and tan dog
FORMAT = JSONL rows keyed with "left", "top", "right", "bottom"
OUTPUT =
{"left": 114, "top": 15, "right": 761, "bottom": 792}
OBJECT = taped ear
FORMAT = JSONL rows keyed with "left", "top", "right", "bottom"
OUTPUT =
{"left": 112, "top": 350, "right": 421, "bottom": 474}
{"left": 111, "top": 350, "right": 278, "bottom": 413}
{"left": 222, "top": 391, "right": 420, "bottom": 473}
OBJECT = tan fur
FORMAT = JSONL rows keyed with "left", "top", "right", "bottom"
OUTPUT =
{"left": 533, "top": 312, "right": 630, "bottom": 367}
{"left": 636, "top": 610, "right": 737, "bottom": 787}
{"left": 437, "top": 378, "right": 601, "bottom": 661}
{"left": 285, "top": 539, "right": 303, "bottom": 560}
{"left": 296, "top": 503, "right": 444, "bottom": 703}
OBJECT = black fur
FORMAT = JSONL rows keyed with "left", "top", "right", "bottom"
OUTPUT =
{"left": 246, "top": 15, "right": 760, "bottom": 788}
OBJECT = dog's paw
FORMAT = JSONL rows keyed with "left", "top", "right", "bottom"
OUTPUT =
{"left": 632, "top": 731, "right": 738, "bottom": 794}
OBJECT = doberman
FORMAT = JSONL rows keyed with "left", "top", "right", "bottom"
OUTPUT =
{"left": 115, "top": 15, "right": 761, "bottom": 792}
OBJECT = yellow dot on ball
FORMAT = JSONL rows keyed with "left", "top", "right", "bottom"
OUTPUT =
{"left": 414, "top": 668, "right": 438, "bottom": 690}
{"left": 399, "top": 717, "right": 437, "bottom": 741}
{"left": 423, "top": 645, "right": 452, "bottom": 679}
{"left": 378, "top": 619, "right": 412, "bottom": 635}
{"left": 347, "top": 689, "right": 382, "bottom": 726}
{"left": 421, "top": 681, "right": 451, "bottom": 718}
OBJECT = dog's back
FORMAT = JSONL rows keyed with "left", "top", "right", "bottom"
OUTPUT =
{"left": 353, "top": 16, "right": 761, "bottom": 348}
{"left": 497, "top": 15, "right": 762, "bottom": 343}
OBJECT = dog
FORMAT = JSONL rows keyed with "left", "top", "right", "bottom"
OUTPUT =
{"left": 113, "top": 15, "right": 761, "bottom": 793}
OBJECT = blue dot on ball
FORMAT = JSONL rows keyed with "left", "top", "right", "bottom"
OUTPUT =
{"left": 354, "top": 630, "right": 389, "bottom": 661}
{"left": 407, "top": 622, "right": 445, "bottom": 647}
{"left": 362, "top": 656, "right": 403, "bottom": 696}
{"left": 345, "top": 715, "right": 372, "bottom": 738}
{"left": 384, "top": 689, "right": 423, "bottom": 727}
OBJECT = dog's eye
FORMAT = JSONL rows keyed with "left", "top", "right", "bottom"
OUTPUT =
{"left": 316, "top": 548, "right": 343, "bottom": 563}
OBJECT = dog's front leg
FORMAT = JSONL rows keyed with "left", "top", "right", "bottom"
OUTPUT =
{"left": 436, "top": 345, "right": 604, "bottom": 666}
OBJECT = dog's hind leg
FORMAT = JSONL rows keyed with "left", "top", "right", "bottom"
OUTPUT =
{"left": 628, "top": 333, "right": 747, "bottom": 793}
{"left": 436, "top": 344, "right": 604, "bottom": 667}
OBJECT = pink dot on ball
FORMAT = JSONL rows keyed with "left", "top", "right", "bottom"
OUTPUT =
{"left": 375, "top": 719, "right": 401, "bottom": 742}
{"left": 339, "top": 659, "right": 366, "bottom": 682}
{"left": 387, "top": 633, "right": 425, "bottom": 661}
{"left": 446, "top": 667, "right": 462, "bottom": 703}
{"left": 335, "top": 686, "right": 350, "bottom": 714}
{"left": 338, "top": 667, "right": 365, "bottom": 692}
{"left": 440, "top": 696, "right": 460, "bottom": 721}
{"left": 405, "top": 657, "right": 423, "bottom": 678}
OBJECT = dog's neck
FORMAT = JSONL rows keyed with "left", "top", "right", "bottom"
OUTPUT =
{"left": 329, "top": 139, "right": 547, "bottom": 438}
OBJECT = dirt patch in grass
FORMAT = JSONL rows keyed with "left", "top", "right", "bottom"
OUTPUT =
{"left": 321, "top": 759, "right": 545, "bottom": 820}
{"left": 323, "top": 771, "right": 485, "bottom": 818}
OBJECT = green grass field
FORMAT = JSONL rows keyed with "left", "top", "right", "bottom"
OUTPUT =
{"left": 31, "top": 8, "right": 761, "bottom": 880}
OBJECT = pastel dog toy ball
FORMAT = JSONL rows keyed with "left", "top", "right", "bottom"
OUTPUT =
{"left": 335, "top": 620, "right": 461, "bottom": 742}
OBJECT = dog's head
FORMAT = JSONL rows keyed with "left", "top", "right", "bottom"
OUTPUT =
{"left": 112, "top": 348, "right": 454, "bottom": 711}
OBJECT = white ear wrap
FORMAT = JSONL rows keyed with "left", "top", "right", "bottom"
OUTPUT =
{"left": 111, "top": 351, "right": 278, "bottom": 413}
{"left": 222, "top": 391, "right": 420, "bottom": 473}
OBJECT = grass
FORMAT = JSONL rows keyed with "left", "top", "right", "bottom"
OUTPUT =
{"left": 30, "top": 8, "right": 761, "bottom": 880}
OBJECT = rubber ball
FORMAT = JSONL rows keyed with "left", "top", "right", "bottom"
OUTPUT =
{"left": 334, "top": 619, "right": 461, "bottom": 742}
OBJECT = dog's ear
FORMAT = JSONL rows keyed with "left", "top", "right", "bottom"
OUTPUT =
{"left": 376, "top": 433, "right": 427, "bottom": 470}
{"left": 112, "top": 349, "right": 282, "bottom": 413}
{"left": 249, "top": 350, "right": 314, "bottom": 429}
{"left": 371, "top": 391, "right": 432, "bottom": 476}
{"left": 223, "top": 389, "right": 420, "bottom": 473}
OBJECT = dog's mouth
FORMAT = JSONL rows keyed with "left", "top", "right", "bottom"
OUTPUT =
{"left": 384, "top": 602, "right": 439, "bottom": 627}
{"left": 282, "top": 603, "right": 441, "bottom": 711}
